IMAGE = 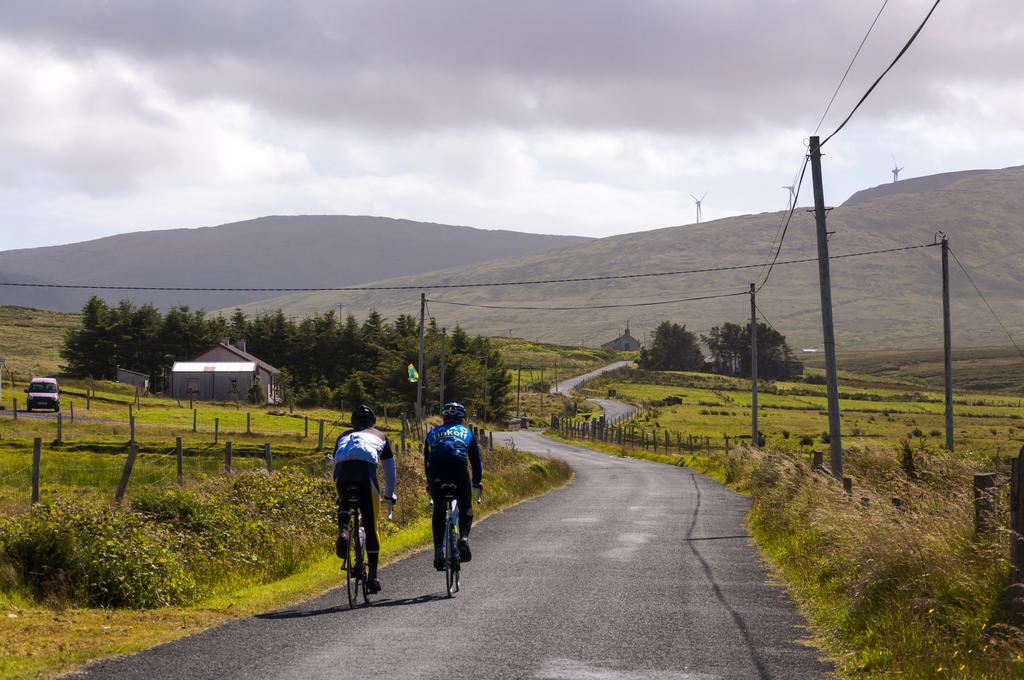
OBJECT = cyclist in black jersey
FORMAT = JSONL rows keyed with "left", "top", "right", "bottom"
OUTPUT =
{"left": 333, "top": 405, "right": 397, "bottom": 593}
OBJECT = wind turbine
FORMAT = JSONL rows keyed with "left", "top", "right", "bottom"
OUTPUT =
{"left": 891, "top": 155, "right": 903, "bottom": 183}
{"left": 690, "top": 192, "right": 706, "bottom": 223}
{"left": 782, "top": 185, "right": 796, "bottom": 211}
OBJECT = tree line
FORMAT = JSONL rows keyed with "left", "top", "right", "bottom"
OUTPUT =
{"left": 61, "top": 296, "right": 512, "bottom": 420}
{"left": 639, "top": 320, "right": 798, "bottom": 379}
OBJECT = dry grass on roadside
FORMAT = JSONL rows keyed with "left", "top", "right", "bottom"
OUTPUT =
{"left": 726, "top": 444, "right": 1024, "bottom": 678}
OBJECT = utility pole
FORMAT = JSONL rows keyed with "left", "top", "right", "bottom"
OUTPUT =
{"left": 750, "top": 283, "right": 759, "bottom": 446}
{"left": 439, "top": 327, "right": 447, "bottom": 411}
{"left": 416, "top": 292, "right": 426, "bottom": 422}
{"left": 809, "top": 135, "right": 844, "bottom": 478}
{"left": 481, "top": 353, "right": 489, "bottom": 422}
{"left": 941, "top": 233, "right": 954, "bottom": 451}
{"left": 516, "top": 363, "right": 522, "bottom": 418}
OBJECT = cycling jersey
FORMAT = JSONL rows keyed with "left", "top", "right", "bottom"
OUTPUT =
{"left": 425, "top": 423, "right": 482, "bottom": 486}
{"left": 334, "top": 427, "right": 396, "bottom": 499}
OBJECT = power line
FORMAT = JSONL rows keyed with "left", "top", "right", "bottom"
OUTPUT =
{"left": 948, "top": 247, "right": 1024, "bottom": 358}
{"left": 0, "top": 242, "right": 940, "bottom": 293}
{"left": 821, "top": 0, "right": 942, "bottom": 146}
{"left": 823, "top": 0, "right": 942, "bottom": 147}
{"left": 426, "top": 291, "right": 748, "bottom": 311}
{"left": 754, "top": 303, "right": 779, "bottom": 335}
{"left": 758, "top": 156, "right": 810, "bottom": 292}
{"left": 814, "top": 0, "right": 891, "bottom": 135}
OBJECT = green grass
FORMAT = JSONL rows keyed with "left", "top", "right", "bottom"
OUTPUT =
{"left": 578, "top": 367, "right": 1024, "bottom": 459}
{"left": 0, "top": 307, "right": 79, "bottom": 380}
{"left": 805, "top": 346, "right": 1024, "bottom": 395}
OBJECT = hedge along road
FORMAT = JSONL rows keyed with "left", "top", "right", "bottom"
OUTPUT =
{"left": 80, "top": 428, "right": 832, "bottom": 679}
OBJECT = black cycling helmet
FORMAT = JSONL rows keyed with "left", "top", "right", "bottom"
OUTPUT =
{"left": 442, "top": 402, "right": 466, "bottom": 422}
{"left": 352, "top": 404, "right": 376, "bottom": 428}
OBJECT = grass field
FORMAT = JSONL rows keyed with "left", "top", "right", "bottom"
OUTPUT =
{"left": 579, "top": 366, "right": 1024, "bottom": 459}
{"left": 0, "top": 307, "right": 79, "bottom": 379}
{"left": 804, "top": 345, "right": 1024, "bottom": 395}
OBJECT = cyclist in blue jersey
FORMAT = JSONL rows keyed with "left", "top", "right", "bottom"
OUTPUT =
{"left": 425, "top": 402, "right": 483, "bottom": 571}
{"left": 333, "top": 405, "right": 397, "bottom": 594}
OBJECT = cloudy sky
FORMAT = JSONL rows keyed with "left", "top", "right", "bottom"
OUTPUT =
{"left": 1, "top": 0, "right": 1021, "bottom": 250}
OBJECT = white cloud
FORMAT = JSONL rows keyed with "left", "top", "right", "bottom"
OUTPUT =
{"left": 0, "top": 0, "right": 1022, "bottom": 251}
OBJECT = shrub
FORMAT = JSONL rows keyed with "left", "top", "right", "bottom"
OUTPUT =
{"left": 911, "top": 427, "right": 924, "bottom": 438}
{"left": 821, "top": 431, "right": 831, "bottom": 444}
{"left": 0, "top": 470, "right": 335, "bottom": 608}
{"left": 781, "top": 430, "right": 790, "bottom": 439}
{"left": 246, "top": 378, "right": 266, "bottom": 405}
{"left": 799, "top": 435, "right": 814, "bottom": 447}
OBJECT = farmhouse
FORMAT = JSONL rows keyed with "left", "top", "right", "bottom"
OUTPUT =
{"left": 600, "top": 323, "right": 642, "bottom": 351}
{"left": 170, "top": 340, "right": 280, "bottom": 403}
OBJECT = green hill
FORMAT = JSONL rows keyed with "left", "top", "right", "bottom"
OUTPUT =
{"left": 230, "top": 166, "right": 1024, "bottom": 353}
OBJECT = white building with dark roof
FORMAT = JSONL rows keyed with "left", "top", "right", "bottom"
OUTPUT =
{"left": 170, "top": 340, "right": 281, "bottom": 402}
{"left": 601, "top": 323, "right": 642, "bottom": 351}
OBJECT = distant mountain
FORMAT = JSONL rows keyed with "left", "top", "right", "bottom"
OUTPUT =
{"left": 232, "top": 166, "right": 1024, "bottom": 351}
{"left": 0, "top": 216, "right": 590, "bottom": 312}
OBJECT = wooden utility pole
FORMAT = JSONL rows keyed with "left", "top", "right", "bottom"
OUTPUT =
{"left": 809, "top": 135, "right": 843, "bottom": 479}
{"left": 516, "top": 363, "right": 522, "bottom": 418}
{"left": 481, "top": 353, "right": 489, "bottom": 422}
{"left": 941, "top": 233, "right": 954, "bottom": 451}
{"left": 439, "top": 327, "right": 447, "bottom": 411}
{"left": 750, "top": 283, "right": 759, "bottom": 446}
{"left": 416, "top": 292, "right": 426, "bottom": 422}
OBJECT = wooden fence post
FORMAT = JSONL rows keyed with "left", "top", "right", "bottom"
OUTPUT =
{"left": 813, "top": 450, "right": 824, "bottom": 469}
{"left": 115, "top": 442, "right": 138, "bottom": 502}
{"left": 70, "top": 400, "right": 74, "bottom": 423}
{"left": 193, "top": 408, "right": 197, "bottom": 433}
{"left": 176, "top": 437, "right": 183, "bottom": 486}
{"left": 129, "top": 410, "right": 135, "bottom": 445}
{"left": 317, "top": 419, "right": 325, "bottom": 450}
{"left": 264, "top": 442, "right": 273, "bottom": 472}
{"left": 1011, "top": 450, "right": 1024, "bottom": 582}
{"left": 974, "top": 472, "right": 997, "bottom": 535}
{"left": 214, "top": 417, "right": 220, "bottom": 444}
{"left": 246, "top": 412, "right": 252, "bottom": 435}
{"left": 86, "top": 392, "right": 91, "bottom": 410}
{"left": 31, "top": 437, "right": 41, "bottom": 504}
{"left": 225, "top": 441, "right": 232, "bottom": 474}
{"left": 304, "top": 415, "right": 309, "bottom": 437}
{"left": 56, "top": 412, "right": 63, "bottom": 445}
{"left": 13, "top": 397, "right": 17, "bottom": 420}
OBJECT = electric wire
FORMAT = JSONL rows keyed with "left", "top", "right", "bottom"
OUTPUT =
{"left": 948, "top": 247, "right": 1024, "bottom": 358}
{"left": 814, "top": 0, "right": 891, "bottom": 135}
{"left": 821, "top": 0, "right": 942, "bottom": 146}
{"left": 0, "top": 242, "right": 939, "bottom": 293}
{"left": 426, "top": 290, "right": 748, "bottom": 311}
{"left": 757, "top": 156, "right": 810, "bottom": 292}
{"left": 754, "top": 303, "right": 779, "bottom": 335}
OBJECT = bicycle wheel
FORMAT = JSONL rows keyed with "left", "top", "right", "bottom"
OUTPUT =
{"left": 444, "top": 511, "right": 457, "bottom": 597}
{"left": 345, "top": 512, "right": 360, "bottom": 609}
{"left": 359, "top": 528, "right": 370, "bottom": 605}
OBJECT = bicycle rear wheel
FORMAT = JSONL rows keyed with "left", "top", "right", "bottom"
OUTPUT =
{"left": 345, "top": 512, "right": 361, "bottom": 609}
{"left": 444, "top": 513, "right": 457, "bottom": 597}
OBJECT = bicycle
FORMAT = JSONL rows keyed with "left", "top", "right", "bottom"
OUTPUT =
{"left": 339, "top": 484, "right": 369, "bottom": 609}
{"left": 433, "top": 481, "right": 483, "bottom": 598}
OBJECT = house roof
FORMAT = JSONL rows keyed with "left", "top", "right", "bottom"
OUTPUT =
{"left": 172, "top": 362, "right": 257, "bottom": 373}
{"left": 196, "top": 342, "right": 281, "bottom": 375}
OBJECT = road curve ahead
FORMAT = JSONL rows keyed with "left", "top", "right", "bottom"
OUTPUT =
{"left": 550, "top": 360, "right": 633, "bottom": 395}
{"left": 81, "top": 432, "right": 832, "bottom": 680}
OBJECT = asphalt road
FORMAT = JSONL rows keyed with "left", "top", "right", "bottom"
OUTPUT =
{"left": 80, "top": 430, "right": 832, "bottom": 680}
{"left": 550, "top": 360, "right": 632, "bottom": 395}
{"left": 588, "top": 397, "right": 636, "bottom": 423}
